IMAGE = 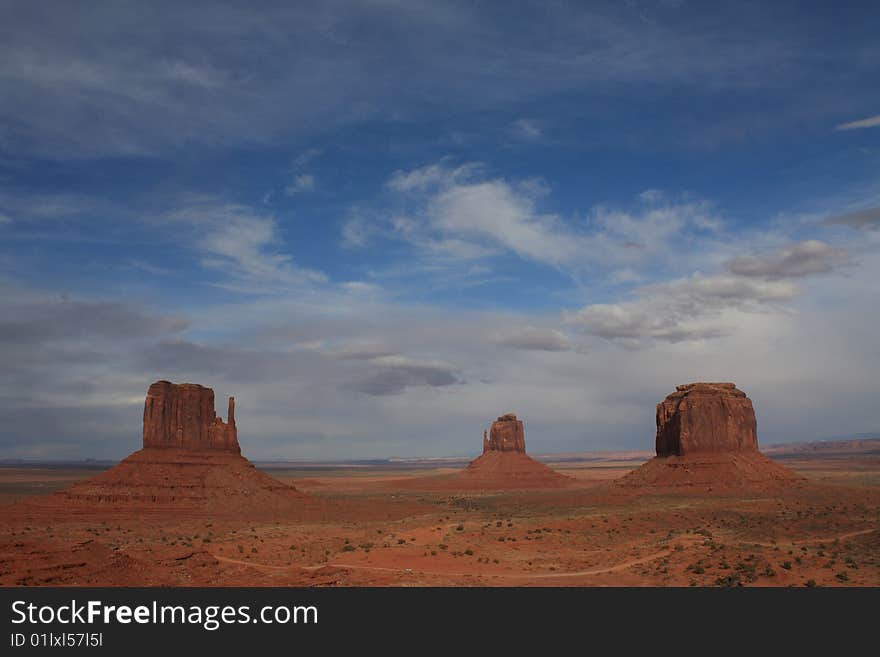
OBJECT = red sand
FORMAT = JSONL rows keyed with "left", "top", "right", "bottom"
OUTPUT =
{"left": 1, "top": 453, "right": 878, "bottom": 587}
{"left": 615, "top": 451, "right": 803, "bottom": 492}
{"left": 396, "top": 451, "right": 572, "bottom": 490}
{"left": 43, "top": 448, "right": 306, "bottom": 514}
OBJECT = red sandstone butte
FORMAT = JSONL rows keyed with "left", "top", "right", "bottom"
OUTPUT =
{"left": 460, "top": 413, "right": 569, "bottom": 489}
{"left": 49, "top": 380, "right": 304, "bottom": 513}
{"left": 143, "top": 380, "right": 239, "bottom": 453}
{"left": 484, "top": 413, "right": 527, "bottom": 453}
{"left": 618, "top": 382, "right": 800, "bottom": 491}
{"left": 655, "top": 382, "right": 758, "bottom": 456}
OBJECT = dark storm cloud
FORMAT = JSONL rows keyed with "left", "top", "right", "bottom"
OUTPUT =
{"left": 350, "top": 360, "right": 461, "bottom": 396}
{"left": 723, "top": 240, "right": 850, "bottom": 279}
{"left": 824, "top": 207, "right": 880, "bottom": 230}
{"left": 0, "top": 297, "right": 189, "bottom": 345}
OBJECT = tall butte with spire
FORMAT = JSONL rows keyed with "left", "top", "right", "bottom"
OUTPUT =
{"left": 56, "top": 380, "right": 304, "bottom": 513}
{"left": 458, "top": 413, "right": 570, "bottom": 489}
{"left": 143, "top": 381, "right": 239, "bottom": 453}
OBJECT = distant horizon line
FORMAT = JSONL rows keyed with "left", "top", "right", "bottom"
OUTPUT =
{"left": 2, "top": 433, "right": 877, "bottom": 466}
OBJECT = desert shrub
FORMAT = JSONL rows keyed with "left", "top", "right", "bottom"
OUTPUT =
{"left": 836, "top": 572, "right": 849, "bottom": 582}
{"left": 464, "top": 549, "right": 474, "bottom": 556}
{"left": 342, "top": 544, "right": 355, "bottom": 552}
{"left": 397, "top": 538, "right": 406, "bottom": 544}
{"left": 781, "top": 561, "right": 792, "bottom": 570}
{"left": 805, "top": 579, "right": 817, "bottom": 588}
{"left": 715, "top": 573, "right": 741, "bottom": 587}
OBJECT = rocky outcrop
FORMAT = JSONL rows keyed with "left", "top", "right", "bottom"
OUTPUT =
{"left": 52, "top": 380, "right": 304, "bottom": 513}
{"left": 655, "top": 382, "right": 757, "bottom": 456}
{"left": 485, "top": 413, "right": 526, "bottom": 453}
{"left": 618, "top": 382, "right": 801, "bottom": 492}
{"left": 143, "top": 380, "right": 239, "bottom": 453}
{"left": 459, "top": 413, "right": 568, "bottom": 489}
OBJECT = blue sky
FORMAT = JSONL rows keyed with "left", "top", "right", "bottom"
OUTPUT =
{"left": 1, "top": 1, "right": 879, "bottom": 460}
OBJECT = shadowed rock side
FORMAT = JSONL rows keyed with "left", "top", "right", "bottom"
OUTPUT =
{"left": 48, "top": 380, "right": 304, "bottom": 513}
{"left": 143, "top": 380, "right": 239, "bottom": 453}
{"left": 619, "top": 382, "right": 801, "bottom": 492}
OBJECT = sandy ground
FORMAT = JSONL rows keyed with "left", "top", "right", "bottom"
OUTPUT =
{"left": 0, "top": 454, "right": 877, "bottom": 586}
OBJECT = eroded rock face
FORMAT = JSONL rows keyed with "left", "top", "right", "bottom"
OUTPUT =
{"left": 655, "top": 382, "right": 758, "bottom": 456}
{"left": 142, "top": 380, "right": 239, "bottom": 453}
{"left": 485, "top": 413, "right": 526, "bottom": 453}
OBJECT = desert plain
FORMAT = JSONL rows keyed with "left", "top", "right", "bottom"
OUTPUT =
{"left": 1, "top": 439, "right": 878, "bottom": 587}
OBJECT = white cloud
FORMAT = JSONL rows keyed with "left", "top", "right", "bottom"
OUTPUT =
{"left": 564, "top": 274, "right": 797, "bottom": 343}
{"left": 168, "top": 200, "right": 327, "bottom": 290}
{"left": 347, "top": 162, "right": 734, "bottom": 286}
{"left": 428, "top": 179, "right": 581, "bottom": 266}
{"left": 509, "top": 118, "right": 543, "bottom": 140}
{"left": 292, "top": 148, "right": 322, "bottom": 168}
{"left": 285, "top": 173, "right": 315, "bottom": 195}
{"left": 835, "top": 114, "right": 880, "bottom": 131}
{"left": 341, "top": 211, "right": 373, "bottom": 248}
{"left": 638, "top": 189, "right": 665, "bottom": 204}
{"left": 386, "top": 161, "right": 481, "bottom": 193}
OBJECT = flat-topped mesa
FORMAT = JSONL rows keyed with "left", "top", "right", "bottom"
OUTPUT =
{"left": 484, "top": 413, "right": 526, "bottom": 453}
{"left": 143, "top": 380, "right": 240, "bottom": 453}
{"left": 655, "top": 382, "right": 757, "bottom": 457}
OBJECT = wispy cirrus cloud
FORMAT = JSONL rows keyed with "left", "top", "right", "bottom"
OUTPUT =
{"left": 509, "top": 118, "right": 543, "bottom": 141}
{"left": 493, "top": 326, "right": 573, "bottom": 352}
{"left": 835, "top": 114, "right": 880, "bottom": 131}
{"left": 345, "top": 162, "right": 727, "bottom": 276}
{"left": 285, "top": 173, "right": 315, "bottom": 195}
{"left": 167, "top": 199, "right": 327, "bottom": 291}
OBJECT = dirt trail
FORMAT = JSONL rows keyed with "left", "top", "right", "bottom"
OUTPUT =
{"left": 211, "top": 526, "right": 877, "bottom": 581}
{"left": 213, "top": 544, "right": 679, "bottom": 580}
{"left": 744, "top": 528, "right": 876, "bottom": 548}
